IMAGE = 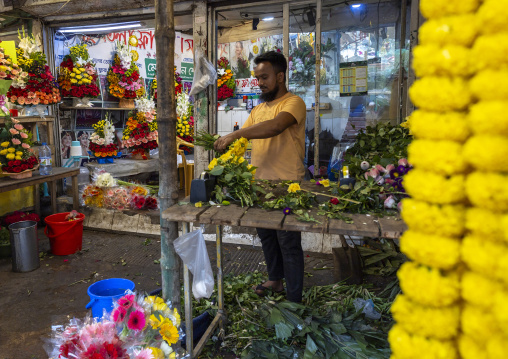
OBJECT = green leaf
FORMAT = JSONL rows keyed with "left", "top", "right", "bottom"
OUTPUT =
{"left": 224, "top": 173, "right": 233, "bottom": 182}
{"left": 363, "top": 252, "right": 395, "bottom": 266}
{"left": 265, "top": 192, "right": 275, "bottom": 199}
{"left": 209, "top": 165, "right": 224, "bottom": 176}
{"left": 269, "top": 308, "right": 283, "bottom": 326}
{"left": 274, "top": 322, "right": 293, "bottom": 340}
{"left": 242, "top": 172, "right": 253, "bottom": 179}
{"left": 306, "top": 334, "right": 318, "bottom": 354}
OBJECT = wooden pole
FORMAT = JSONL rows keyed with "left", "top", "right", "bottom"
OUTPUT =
{"left": 155, "top": 0, "right": 181, "bottom": 310}
{"left": 313, "top": 0, "right": 322, "bottom": 177}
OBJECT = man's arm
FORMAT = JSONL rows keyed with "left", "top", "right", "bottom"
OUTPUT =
{"left": 214, "top": 111, "right": 297, "bottom": 152}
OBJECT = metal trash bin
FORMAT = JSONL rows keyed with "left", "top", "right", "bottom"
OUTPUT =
{"left": 8, "top": 220, "right": 39, "bottom": 272}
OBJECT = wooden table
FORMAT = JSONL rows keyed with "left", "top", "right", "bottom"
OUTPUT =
{"left": 162, "top": 202, "right": 407, "bottom": 357}
{"left": 0, "top": 167, "right": 80, "bottom": 217}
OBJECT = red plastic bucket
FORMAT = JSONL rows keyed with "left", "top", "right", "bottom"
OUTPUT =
{"left": 44, "top": 212, "right": 85, "bottom": 255}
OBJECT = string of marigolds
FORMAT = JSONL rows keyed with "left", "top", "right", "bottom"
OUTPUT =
{"left": 389, "top": 0, "right": 508, "bottom": 358}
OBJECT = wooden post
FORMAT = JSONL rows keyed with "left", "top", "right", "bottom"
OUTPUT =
{"left": 313, "top": 0, "right": 322, "bottom": 177}
{"left": 193, "top": 0, "right": 209, "bottom": 177}
{"left": 155, "top": 0, "right": 181, "bottom": 311}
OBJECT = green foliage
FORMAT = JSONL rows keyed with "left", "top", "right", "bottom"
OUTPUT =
{"left": 194, "top": 130, "right": 222, "bottom": 153}
{"left": 188, "top": 272, "right": 394, "bottom": 358}
{"left": 262, "top": 185, "right": 317, "bottom": 212}
{"left": 343, "top": 123, "right": 412, "bottom": 179}
{"left": 289, "top": 38, "right": 337, "bottom": 87}
{"left": 0, "top": 227, "right": 9, "bottom": 244}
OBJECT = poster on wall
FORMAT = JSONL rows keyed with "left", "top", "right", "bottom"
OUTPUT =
{"left": 54, "top": 29, "right": 194, "bottom": 87}
{"left": 339, "top": 61, "right": 368, "bottom": 97}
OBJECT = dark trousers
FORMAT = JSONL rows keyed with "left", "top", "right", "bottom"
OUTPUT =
{"left": 256, "top": 228, "right": 304, "bottom": 302}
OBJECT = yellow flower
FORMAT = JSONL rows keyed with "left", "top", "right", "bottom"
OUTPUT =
{"left": 7, "top": 147, "right": 15, "bottom": 153}
{"left": 236, "top": 156, "right": 245, "bottom": 164}
{"left": 319, "top": 179, "right": 330, "bottom": 187}
{"left": 195, "top": 202, "right": 202, "bottom": 208}
{"left": 408, "top": 140, "right": 468, "bottom": 176}
{"left": 1, "top": 141, "right": 9, "bottom": 147}
{"left": 220, "top": 151, "right": 233, "bottom": 162}
{"left": 71, "top": 79, "right": 77, "bottom": 84}
{"left": 288, "top": 183, "right": 301, "bottom": 193}
{"left": 14, "top": 156, "right": 22, "bottom": 160}
{"left": 208, "top": 158, "right": 218, "bottom": 170}
{"left": 70, "top": 73, "right": 76, "bottom": 77}
{"left": 15, "top": 151, "right": 23, "bottom": 156}
{"left": 6, "top": 153, "right": 15, "bottom": 160}
{"left": 148, "top": 347, "right": 164, "bottom": 359}
{"left": 154, "top": 302, "right": 168, "bottom": 311}
{"left": 410, "top": 110, "right": 470, "bottom": 142}
{"left": 0, "top": 149, "right": 7, "bottom": 155}
{"left": 159, "top": 322, "right": 179, "bottom": 344}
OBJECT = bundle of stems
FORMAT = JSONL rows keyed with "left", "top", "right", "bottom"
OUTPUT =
{"left": 194, "top": 130, "right": 222, "bottom": 153}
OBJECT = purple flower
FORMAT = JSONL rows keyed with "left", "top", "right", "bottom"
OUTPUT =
{"left": 397, "top": 165, "right": 407, "bottom": 175}
{"left": 283, "top": 207, "right": 291, "bottom": 215}
{"left": 389, "top": 168, "right": 401, "bottom": 180}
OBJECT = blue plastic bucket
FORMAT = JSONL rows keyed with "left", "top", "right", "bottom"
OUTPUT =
{"left": 86, "top": 278, "right": 135, "bottom": 319}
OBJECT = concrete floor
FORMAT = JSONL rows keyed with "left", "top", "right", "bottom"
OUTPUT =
{"left": 0, "top": 227, "right": 334, "bottom": 359}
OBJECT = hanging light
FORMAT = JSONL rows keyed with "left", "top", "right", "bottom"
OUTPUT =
{"left": 59, "top": 22, "right": 142, "bottom": 34}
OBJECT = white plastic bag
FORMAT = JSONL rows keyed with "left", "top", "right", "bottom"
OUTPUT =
{"left": 174, "top": 229, "right": 214, "bottom": 299}
{"left": 189, "top": 47, "right": 216, "bottom": 97}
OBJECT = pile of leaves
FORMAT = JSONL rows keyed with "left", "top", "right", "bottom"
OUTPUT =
{"left": 0, "top": 226, "right": 9, "bottom": 244}
{"left": 188, "top": 271, "right": 394, "bottom": 359}
{"left": 342, "top": 123, "right": 411, "bottom": 180}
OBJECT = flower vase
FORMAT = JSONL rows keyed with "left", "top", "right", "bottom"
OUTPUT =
{"left": 119, "top": 98, "right": 135, "bottom": 109}
{"left": 72, "top": 97, "right": 93, "bottom": 107}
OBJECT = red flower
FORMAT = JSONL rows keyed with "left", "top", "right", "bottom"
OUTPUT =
{"left": 330, "top": 198, "right": 339, "bottom": 205}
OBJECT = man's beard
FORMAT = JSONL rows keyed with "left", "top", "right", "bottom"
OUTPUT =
{"left": 260, "top": 84, "right": 279, "bottom": 102}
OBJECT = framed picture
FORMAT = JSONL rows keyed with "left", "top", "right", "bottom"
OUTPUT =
{"left": 61, "top": 131, "right": 76, "bottom": 160}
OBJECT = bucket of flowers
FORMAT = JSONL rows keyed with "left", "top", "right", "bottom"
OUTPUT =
{"left": 107, "top": 42, "right": 145, "bottom": 109}
{"left": 7, "top": 30, "right": 60, "bottom": 115}
{"left": 88, "top": 114, "right": 121, "bottom": 164}
{"left": 122, "top": 97, "right": 158, "bottom": 160}
{"left": 0, "top": 114, "right": 39, "bottom": 179}
{"left": 58, "top": 43, "right": 100, "bottom": 107}
{"left": 217, "top": 57, "right": 235, "bottom": 104}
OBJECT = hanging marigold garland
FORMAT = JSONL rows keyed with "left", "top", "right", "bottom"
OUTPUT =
{"left": 390, "top": 0, "right": 508, "bottom": 358}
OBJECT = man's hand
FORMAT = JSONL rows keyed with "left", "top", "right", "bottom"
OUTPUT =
{"left": 214, "top": 131, "right": 239, "bottom": 152}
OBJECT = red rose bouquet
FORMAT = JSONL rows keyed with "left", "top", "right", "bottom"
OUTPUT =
{"left": 88, "top": 115, "right": 119, "bottom": 158}
{"left": 7, "top": 31, "right": 60, "bottom": 106}
{"left": 0, "top": 116, "right": 38, "bottom": 174}
{"left": 107, "top": 42, "right": 145, "bottom": 99}
{"left": 217, "top": 57, "right": 235, "bottom": 101}
{"left": 58, "top": 43, "right": 100, "bottom": 99}
{"left": 122, "top": 97, "right": 158, "bottom": 159}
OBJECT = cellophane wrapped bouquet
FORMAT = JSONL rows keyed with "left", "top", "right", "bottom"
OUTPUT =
{"left": 7, "top": 30, "right": 60, "bottom": 106}
{"left": 89, "top": 114, "right": 119, "bottom": 159}
{"left": 217, "top": 57, "right": 235, "bottom": 101}
{"left": 58, "top": 43, "right": 100, "bottom": 99}
{"left": 0, "top": 116, "right": 38, "bottom": 174}
{"left": 44, "top": 292, "right": 182, "bottom": 359}
{"left": 122, "top": 97, "right": 158, "bottom": 159}
{"left": 176, "top": 91, "right": 194, "bottom": 145}
{"left": 0, "top": 42, "right": 28, "bottom": 90}
{"left": 107, "top": 42, "right": 145, "bottom": 99}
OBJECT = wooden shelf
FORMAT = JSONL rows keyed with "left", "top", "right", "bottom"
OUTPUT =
{"left": 0, "top": 116, "right": 55, "bottom": 124}
{"left": 59, "top": 106, "right": 133, "bottom": 110}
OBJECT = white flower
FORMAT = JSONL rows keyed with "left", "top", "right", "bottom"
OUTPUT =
{"left": 116, "top": 42, "right": 132, "bottom": 70}
{"left": 135, "top": 97, "right": 155, "bottom": 114}
{"left": 96, "top": 173, "right": 115, "bottom": 187}
{"left": 217, "top": 68, "right": 226, "bottom": 77}
{"left": 76, "top": 57, "right": 87, "bottom": 66}
{"left": 176, "top": 91, "right": 191, "bottom": 119}
{"left": 18, "top": 35, "right": 40, "bottom": 55}
{"left": 160, "top": 341, "right": 173, "bottom": 355}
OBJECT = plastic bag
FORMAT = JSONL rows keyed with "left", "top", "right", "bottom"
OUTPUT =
{"left": 174, "top": 229, "right": 214, "bottom": 299}
{"left": 353, "top": 298, "right": 382, "bottom": 320}
{"left": 189, "top": 47, "right": 216, "bottom": 97}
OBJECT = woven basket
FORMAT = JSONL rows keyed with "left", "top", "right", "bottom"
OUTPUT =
{"left": 119, "top": 98, "right": 135, "bottom": 109}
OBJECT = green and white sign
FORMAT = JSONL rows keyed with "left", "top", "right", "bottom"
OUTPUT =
{"left": 145, "top": 59, "right": 157, "bottom": 79}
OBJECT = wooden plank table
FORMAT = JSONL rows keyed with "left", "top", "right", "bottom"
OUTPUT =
{"left": 161, "top": 202, "right": 406, "bottom": 358}
{"left": 0, "top": 167, "right": 80, "bottom": 217}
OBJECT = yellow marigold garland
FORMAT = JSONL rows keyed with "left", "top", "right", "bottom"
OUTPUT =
{"left": 408, "top": 140, "right": 468, "bottom": 176}
{"left": 409, "top": 77, "right": 471, "bottom": 112}
{"left": 400, "top": 231, "right": 461, "bottom": 270}
{"left": 463, "top": 135, "right": 508, "bottom": 172}
{"left": 466, "top": 172, "right": 508, "bottom": 212}
{"left": 458, "top": 335, "right": 488, "bottom": 359}
{"left": 401, "top": 199, "right": 465, "bottom": 237}
{"left": 389, "top": 325, "right": 458, "bottom": 359}
{"left": 397, "top": 262, "right": 460, "bottom": 307}
{"left": 471, "top": 34, "right": 508, "bottom": 70}
{"left": 461, "top": 305, "right": 501, "bottom": 343}
{"left": 461, "top": 271, "right": 506, "bottom": 309}
{"left": 404, "top": 170, "right": 466, "bottom": 204}
{"left": 409, "top": 110, "right": 470, "bottom": 142}
{"left": 468, "top": 101, "right": 508, "bottom": 136}
{"left": 391, "top": 295, "right": 460, "bottom": 340}
{"left": 412, "top": 45, "right": 472, "bottom": 77}
{"left": 462, "top": 235, "right": 508, "bottom": 284}
{"left": 419, "top": 0, "right": 481, "bottom": 19}
{"left": 469, "top": 70, "right": 508, "bottom": 101}
{"left": 465, "top": 208, "right": 506, "bottom": 243}
{"left": 419, "top": 14, "right": 478, "bottom": 47}
{"left": 476, "top": 0, "right": 508, "bottom": 35}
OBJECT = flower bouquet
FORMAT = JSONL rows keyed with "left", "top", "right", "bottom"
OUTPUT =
{"left": 107, "top": 42, "right": 145, "bottom": 108}
{"left": 58, "top": 43, "right": 100, "bottom": 106}
{"left": 235, "top": 57, "right": 251, "bottom": 79}
{"left": 88, "top": 115, "right": 120, "bottom": 163}
{"left": 175, "top": 68, "right": 182, "bottom": 96}
{"left": 217, "top": 57, "right": 235, "bottom": 101}
{"left": 151, "top": 77, "right": 157, "bottom": 100}
{"left": 176, "top": 91, "right": 194, "bottom": 146}
{"left": 0, "top": 42, "right": 28, "bottom": 93}
{"left": 0, "top": 116, "right": 38, "bottom": 178}
{"left": 122, "top": 97, "right": 158, "bottom": 160}
{"left": 7, "top": 30, "right": 60, "bottom": 108}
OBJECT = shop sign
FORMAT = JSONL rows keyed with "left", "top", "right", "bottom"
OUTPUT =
{"left": 180, "top": 62, "right": 194, "bottom": 81}
{"left": 145, "top": 59, "right": 157, "bottom": 79}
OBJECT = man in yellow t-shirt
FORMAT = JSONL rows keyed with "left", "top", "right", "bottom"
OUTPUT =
{"left": 214, "top": 51, "right": 306, "bottom": 302}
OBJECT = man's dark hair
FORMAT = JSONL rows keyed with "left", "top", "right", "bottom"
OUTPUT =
{"left": 254, "top": 51, "right": 287, "bottom": 81}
